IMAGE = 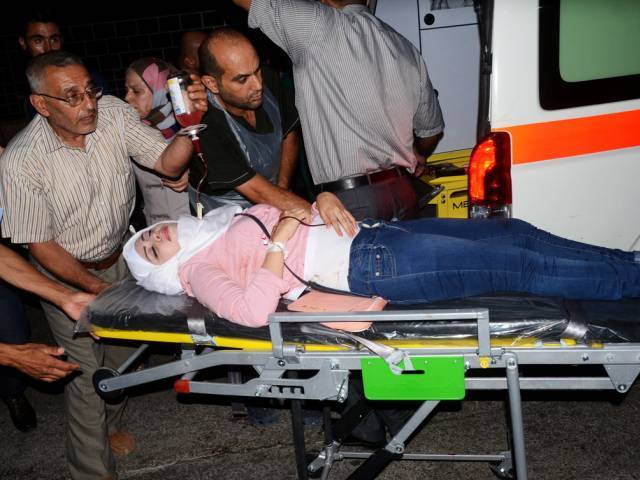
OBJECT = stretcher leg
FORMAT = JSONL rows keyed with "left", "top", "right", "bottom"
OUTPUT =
{"left": 306, "top": 405, "right": 347, "bottom": 479}
{"left": 489, "top": 451, "right": 514, "bottom": 480}
{"left": 291, "top": 399, "right": 309, "bottom": 480}
{"left": 322, "top": 406, "right": 333, "bottom": 444}
{"left": 117, "top": 343, "right": 150, "bottom": 372}
{"left": 308, "top": 396, "right": 377, "bottom": 478}
{"left": 93, "top": 343, "right": 150, "bottom": 400}
{"left": 317, "top": 406, "right": 335, "bottom": 480}
{"left": 492, "top": 400, "right": 515, "bottom": 479}
{"left": 228, "top": 369, "right": 248, "bottom": 416}
{"left": 348, "top": 401, "right": 440, "bottom": 479}
{"left": 505, "top": 353, "right": 527, "bottom": 480}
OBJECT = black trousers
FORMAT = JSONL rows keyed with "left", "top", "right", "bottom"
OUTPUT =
{"left": 328, "top": 174, "right": 419, "bottom": 221}
{"left": 0, "top": 282, "right": 29, "bottom": 397}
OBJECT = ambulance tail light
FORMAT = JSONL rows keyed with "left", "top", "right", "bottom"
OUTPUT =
{"left": 469, "top": 132, "right": 512, "bottom": 218}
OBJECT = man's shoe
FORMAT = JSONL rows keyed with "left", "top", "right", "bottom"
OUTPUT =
{"left": 109, "top": 430, "right": 136, "bottom": 456}
{"left": 2, "top": 394, "right": 37, "bottom": 432}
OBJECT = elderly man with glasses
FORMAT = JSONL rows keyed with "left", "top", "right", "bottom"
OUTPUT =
{"left": 0, "top": 50, "right": 206, "bottom": 480}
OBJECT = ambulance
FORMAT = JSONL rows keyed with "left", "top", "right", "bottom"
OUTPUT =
{"left": 372, "top": 0, "right": 640, "bottom": 250}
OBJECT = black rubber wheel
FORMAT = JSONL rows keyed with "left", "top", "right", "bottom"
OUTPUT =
{"left": 92, "top": 367, "right": 124, "bottom": 401}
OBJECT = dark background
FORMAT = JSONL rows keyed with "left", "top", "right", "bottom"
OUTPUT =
{"left": 0, "top": 3, "right": 263, "bottom": 142}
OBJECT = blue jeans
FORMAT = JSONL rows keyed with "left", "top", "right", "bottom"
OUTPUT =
{"left": 347, "top": 218, "right": 640, "bottom": 303}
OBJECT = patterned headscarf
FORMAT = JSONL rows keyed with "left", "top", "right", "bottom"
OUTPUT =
{"left": 127, "top": 57, "right": 180, "bottom": 139}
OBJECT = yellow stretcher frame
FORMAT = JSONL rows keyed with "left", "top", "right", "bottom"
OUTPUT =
{"left": 92, "top": 325, "right": 583, "bottom": 352}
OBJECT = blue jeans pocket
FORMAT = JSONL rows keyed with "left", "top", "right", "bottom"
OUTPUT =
{"left": 372, "top": 245, "right": 396, "bottom": 280}
{"left": 350, "top": 245, "right": 396, "bottom": 280}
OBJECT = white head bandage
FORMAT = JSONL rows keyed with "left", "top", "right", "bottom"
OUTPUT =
{"left": 123, "top": 205, "right": 242, "bottom": 295}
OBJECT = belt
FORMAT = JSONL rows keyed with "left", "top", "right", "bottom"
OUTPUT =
{"left": 79, "top": 247, "right": 122, "bottom": 271}
{"left": 318, "top": 167, "right": 405, "bottom": 193}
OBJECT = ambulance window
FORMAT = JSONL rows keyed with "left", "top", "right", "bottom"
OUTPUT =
{"left": 539, "top": 0, "right": 640, "bottom": 110}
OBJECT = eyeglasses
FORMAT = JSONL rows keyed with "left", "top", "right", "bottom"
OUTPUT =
{"left": 35, "top": 86, "right": 103, "bottom": 107}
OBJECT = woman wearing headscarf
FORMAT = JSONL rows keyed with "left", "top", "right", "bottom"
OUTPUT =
{"left": 125, "top": 57, "right": 190, "bottom": 225}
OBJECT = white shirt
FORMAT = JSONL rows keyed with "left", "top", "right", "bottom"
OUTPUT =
{"left": 301, "top": 215, "right": 357, "bottom": 293}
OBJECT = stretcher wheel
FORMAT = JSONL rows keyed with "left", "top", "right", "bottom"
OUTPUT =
{"left": 489, "top": 462, "right": 515, "bottom": 480}
{"left": 93, "top": 367, "right": 124, "bottom": 401}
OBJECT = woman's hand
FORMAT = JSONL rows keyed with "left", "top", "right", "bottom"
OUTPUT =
{"left": 316, "top": 192, "right": 358, "bottom": 237}
{"left": 271, "top": 208, "right": 311, "bottom": 244}
{"left": 162, "top": 170, "right": 189, "bottom": 192}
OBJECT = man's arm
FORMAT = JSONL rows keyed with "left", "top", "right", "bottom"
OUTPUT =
{"left": 412, "top": 132, "right": 443, "bottom": 176}
{"left": 412, "top": 54, "right": 444, "bottom": 175}
{"left": 0, "top": 243, "right": 95, "bottom": 313}
{"left": 233, "top": 0, "right": 251, "bottom": 11}
{"left": 234, "top": 0, "right": 318, "bottom": 62}
{"left": 414, "top": 132, "right": 442, "bottom": 158}
{"left": 152, "top": 135, "right": 195, "bottom": 178}
{"left": 236, "top": 174, "right": 311, "bottom": 212}
{"left": 162, "top": 170, "right": 190, "bottom": 192}
{"left": 276, "top": 130, "right": 299, "bottom": 190}
{"left": 0, "top": 243, "right": 92, "bottom": 381}
{"left": 29, "top": 241, "right": 109, "bottom": 295}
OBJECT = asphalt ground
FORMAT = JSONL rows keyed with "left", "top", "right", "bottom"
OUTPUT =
{"left": 2, "top": 303, "right": 640, "bottom": 480}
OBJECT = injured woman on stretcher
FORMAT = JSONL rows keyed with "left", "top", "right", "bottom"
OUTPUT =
{"left": 122, "top": 192, "right": 640, "bottom": 330}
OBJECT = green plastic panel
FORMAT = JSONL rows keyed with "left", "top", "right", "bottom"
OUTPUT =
{"left": 361, "top": 356, "right": 465, "bottom": 401}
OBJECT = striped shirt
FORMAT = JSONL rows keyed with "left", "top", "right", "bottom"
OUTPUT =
{"left": 0, "top": 95, "right": 166, "bottom": 261}
{"left": 248, "top": 0, "right": 444, "bottom": 184}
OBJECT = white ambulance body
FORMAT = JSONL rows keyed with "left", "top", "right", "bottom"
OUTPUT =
{"left": 373, "top": 0, "right": 640, "bottom": 250}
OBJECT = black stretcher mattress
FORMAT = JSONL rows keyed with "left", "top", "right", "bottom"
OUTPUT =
{"left": 83, "top": 279, "right": 640, "bottom": 344}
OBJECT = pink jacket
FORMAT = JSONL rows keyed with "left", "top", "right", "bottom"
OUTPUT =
{"left": 178, "top": 204, "right": 311, "bottom": 327}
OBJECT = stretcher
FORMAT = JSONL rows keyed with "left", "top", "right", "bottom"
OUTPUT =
{"left": 80, "top": 278, "right": 640, "bottom": 480}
